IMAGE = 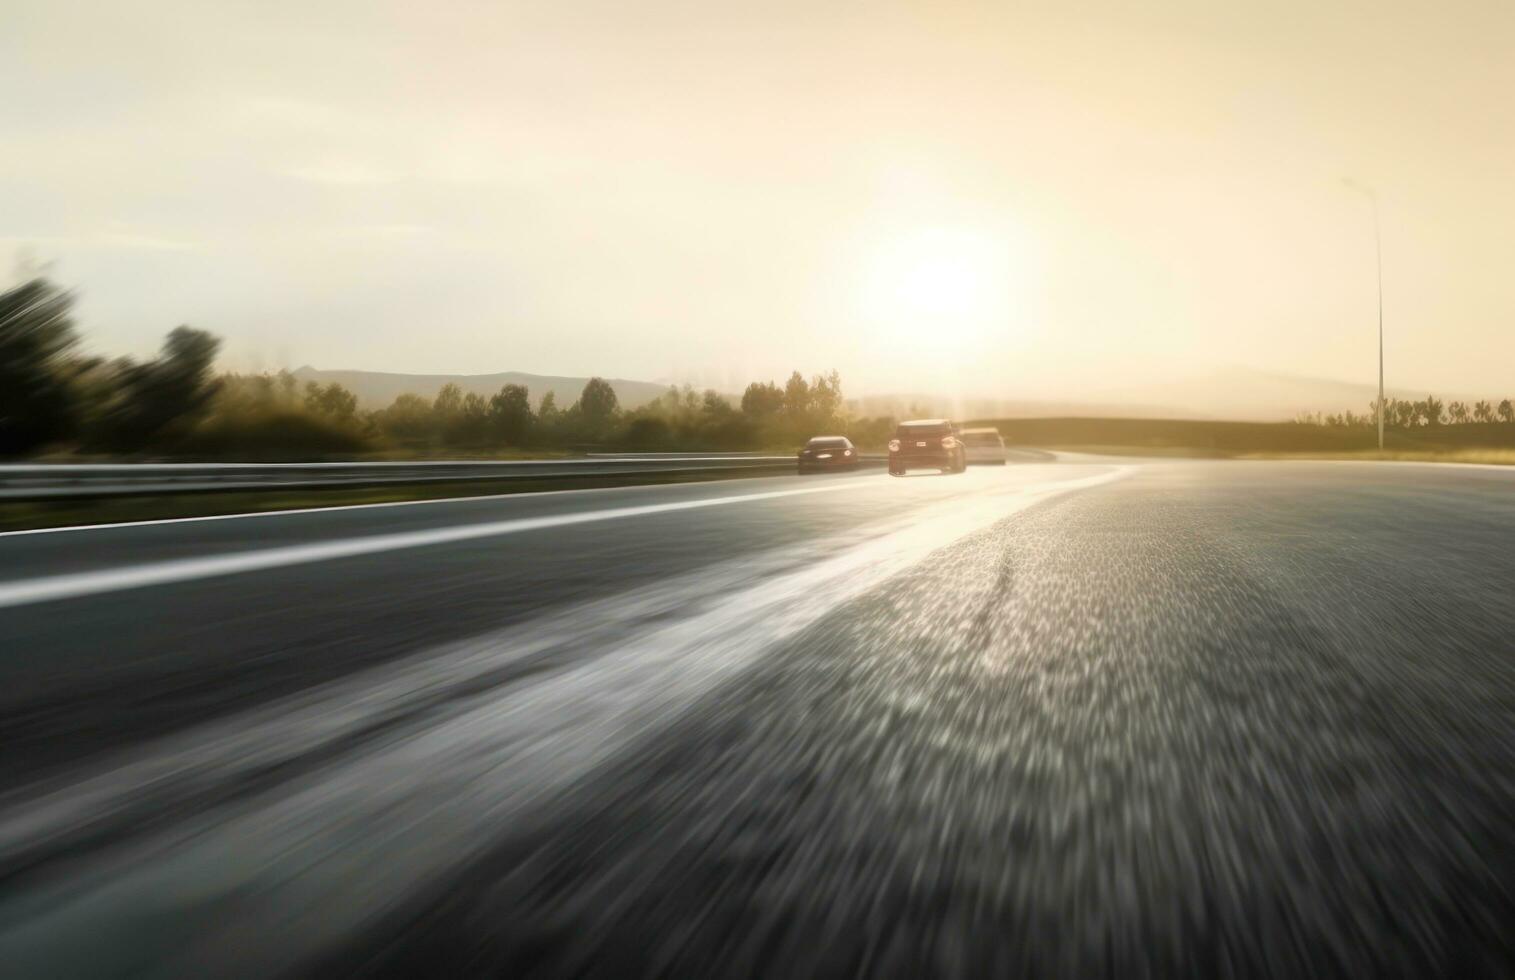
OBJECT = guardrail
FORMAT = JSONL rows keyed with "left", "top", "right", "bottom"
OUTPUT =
{"left": 0, "top": 454, "right": 887, "bottom": 501}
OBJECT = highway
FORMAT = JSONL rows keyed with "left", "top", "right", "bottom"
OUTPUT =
{"left": 0, "top": 456, "right": 1512, "bottom": 977}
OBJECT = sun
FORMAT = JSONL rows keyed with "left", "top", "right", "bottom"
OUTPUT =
{"left": 898, "top": 254, "right": 983, "bottom": 317}
{"left": 861, "top": 227, "right": 1017, "bottom": 344}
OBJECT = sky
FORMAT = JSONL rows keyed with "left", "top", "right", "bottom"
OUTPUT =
{"left": 4, "top": 0, "right": 1513, "bottom": 408}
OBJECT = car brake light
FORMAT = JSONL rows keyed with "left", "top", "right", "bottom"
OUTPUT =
{"left": 888, "top": 439, "right": 901, "bottom": 452}
{"left": 941, "top": 436, "right": 957, "bottom": 449}
{"left": 843, "top": 449, "right": 853, "bottom": 456}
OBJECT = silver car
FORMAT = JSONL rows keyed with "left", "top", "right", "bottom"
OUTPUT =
{"left": 960, "top": 427, "right": 1007, "bottom": 465}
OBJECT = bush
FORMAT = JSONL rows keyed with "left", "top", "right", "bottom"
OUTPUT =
{"left": 622, "top": 416, "right": 673, "bottom": 448}
{"left": 175, "top": 411, "right": 374, "bottom": 459}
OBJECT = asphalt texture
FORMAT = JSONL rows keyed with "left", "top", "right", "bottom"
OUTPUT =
{"left": 0, "top": 457, "right": 1511, "bottom": 978}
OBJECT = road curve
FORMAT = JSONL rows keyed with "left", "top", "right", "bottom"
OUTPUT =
{"left": 0, "top": 458, "right": 1512, "bottom": 977}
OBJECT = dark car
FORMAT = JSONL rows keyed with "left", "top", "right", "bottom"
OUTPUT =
{"left": 888, "top": 419, "right": 966, "bottom": 476}
{"left": 797, "top": 436, "right": 859, "bottom": 473}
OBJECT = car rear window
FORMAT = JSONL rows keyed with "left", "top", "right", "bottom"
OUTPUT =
{"left": 963, "top": 432, "right": 1001, "bottom": 446}
{"left": 897, "top": 424, "right": 950, "bottom": 437}
{"left": 807, "top": 438, "right": 848, "bottom": 448}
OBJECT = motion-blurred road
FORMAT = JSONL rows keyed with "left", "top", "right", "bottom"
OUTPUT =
{"left": 1, "top": 457, "right": 1512, "bottom": 977}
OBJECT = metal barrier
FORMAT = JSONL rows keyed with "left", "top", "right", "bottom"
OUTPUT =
{"left": 0, "top": 455, "right": 886, "bottom": 500}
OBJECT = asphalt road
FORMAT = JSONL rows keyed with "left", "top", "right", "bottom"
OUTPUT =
{"left": 0, "top": 457, "right": 1512, "bottom": 977}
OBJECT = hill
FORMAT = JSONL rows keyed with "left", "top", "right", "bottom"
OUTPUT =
{"left": 1083, "top": 367, "right": 1482, "bottom": 422}
{"left": 855, "top": 368, "right": 1491, "bottom": 423}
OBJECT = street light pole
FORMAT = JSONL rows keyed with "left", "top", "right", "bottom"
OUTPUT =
{"left": 1371, "top": 194, "right": 1384, "bottom": 452}
{"left": 1345, "top": 179, "right": 1385, "bottom": 451}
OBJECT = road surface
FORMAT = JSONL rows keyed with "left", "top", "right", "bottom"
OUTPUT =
{"left": 0, "top": 457, "right": 1511, "bottom": 977}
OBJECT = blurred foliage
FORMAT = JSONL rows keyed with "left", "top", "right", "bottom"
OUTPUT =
{"left": 0, "top": 278, "right": 80, "bottom": 454}
{"left": 1, "top": 273, "right": 986, "bottom": 459}
{"left": 179, "top": 410, "right": 372, "bottom": 456}
{"left": 86, "top": 326, "right": 223, "bottom": 451}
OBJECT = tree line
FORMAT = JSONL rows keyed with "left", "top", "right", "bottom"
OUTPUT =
{"left": 230, "top": 367, "right": 886, "bottom": 452}
{"left": 1, "top": 276, "right": 888, "bottom": 457}
{"left": 1295, "top": 396, "right": 1515, "bottom": 428}
{"left": 2, "top": 278, "right": 224, "bottom": 455}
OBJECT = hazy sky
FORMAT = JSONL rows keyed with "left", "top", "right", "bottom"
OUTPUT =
{"left": 4, "top": 0, "right": 1513, "bottom": 403}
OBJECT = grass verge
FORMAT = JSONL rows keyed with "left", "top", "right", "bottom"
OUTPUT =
{"left": 1236, "top": 448, "right": 1515, "bottom": 466}
{"left": 1039, "top": 445, "right": 1515, "bottom": 465}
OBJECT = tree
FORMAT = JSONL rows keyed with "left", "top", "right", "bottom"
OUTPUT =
{"left": 530, "top": 390, "right": 561, "bottom": 445}
{"left": 376, "top": 393, "right": 434, "bottom": 442}
{"left": 740, "top": 381, "right": 783, "bottom": 417}
{"left": 578, "top": 377, "right": 619, "bottom": 428}
{"left": 0, "top": 277, "right": 80, "bottom": 454}
{"left": 1472, "top": 400, "right": 1494, "bottom": 424}
{"left": 649, "top": 385, "right": 682, "bottom": 417}
{"left": 1448, "top": 400, "right": 1469, "bottom": 425}
{"left": 96, "top": 325, "right": 222, "bottom": 449}
{"left": 1499, "top": 399, "right": 1514, "bottom": 424}
{"left": 276, "top": 369, "right": 298, "bottom": 405}
{"left": 489, "top": 383, "right": 534, "bottom": 444}
{"left": 809, "top": 370, "right": 843, "bottom": 429}
{"left": 701, "top": 389, "right": 733, "bottom": 417}
{"left": 1422, "top": 395, "right": 1444, "bottom": 426}
{"left": 303, "top": 382, "right": 357, "bottom": 421}
{"left": 783, "top": 371, "right": 811, "bottom": 419}
{"left": 433, "top": 383, "right": 463, "bottom": 417}
{"left": 302, "top": 382, "right": 325, "bottom": 414}
{"left": 449, "top": 391, "right": 489, "bottom": 445}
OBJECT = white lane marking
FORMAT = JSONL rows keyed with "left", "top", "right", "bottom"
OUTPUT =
{"left": 0, "top": 470, "right": 850, "bottom": 539}
{"left": 0, "top": 478, "right": 879, "bottom": 609}
{"left": 0, "top": 465, "right": 1131, "bottom": 976}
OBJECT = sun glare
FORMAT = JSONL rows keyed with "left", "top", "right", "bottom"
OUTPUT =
{"left": 899, "top": 255, "right": 982, "bottom": 317}
{"left": 861, "top": 227, "right": 1019, "bottom": 345}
